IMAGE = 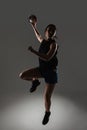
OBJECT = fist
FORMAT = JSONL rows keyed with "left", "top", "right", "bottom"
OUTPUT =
{"left": 28, "top": 46, "right": 34, "bottom": 52}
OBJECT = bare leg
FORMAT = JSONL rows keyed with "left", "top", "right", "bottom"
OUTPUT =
{"left": 19, "top": 67, "right": 42, "bottom": 92}
{"left": 44, "top": 83, "right": 55, "bottom": 112}
{"left": 42, "top": 83, "right": 55, "bottom": 125}
{"left": 19, "top": 67, "right": 42, "bottom": 81}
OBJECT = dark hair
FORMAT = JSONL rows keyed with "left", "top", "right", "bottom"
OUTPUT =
{"left": 45, "top": 24, "right": 56, "bottom": 38}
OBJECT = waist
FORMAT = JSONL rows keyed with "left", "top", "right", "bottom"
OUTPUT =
{"left": 39, "top": 58, "right": 58, "bottom": 69}
{"left": 39, "top": 65, "right": 58, "bottom": 71}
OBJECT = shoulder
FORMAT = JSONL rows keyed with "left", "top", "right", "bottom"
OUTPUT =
{"left": 50, "top": 39, "right": 59, "bottom": 48}
{"left": 49, "top": 39, "right": 56, "bottom": 46}
{"left": 40, "top": 39, "right": 46, "bottom": 44}
{"left": 50, "top": 41, "right": 59, "bottom": 51}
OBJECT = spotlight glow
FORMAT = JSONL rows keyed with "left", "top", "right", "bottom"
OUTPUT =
{"left": 1, "top": 95, "right": 87, "bottom": 130}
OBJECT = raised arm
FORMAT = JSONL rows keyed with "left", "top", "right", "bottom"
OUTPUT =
{"left": 28, "top": 15, "right": 43, "bottom": 43}
{"left": 31, "top": 23, "right": 43, "bottom": 43}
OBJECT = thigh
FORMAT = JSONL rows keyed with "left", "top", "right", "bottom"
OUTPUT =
{"left": 41, "top": 70, "right": 58, "bottom": 84}
{"left": 20, "top": 67, "right": 42, "bottom": 79}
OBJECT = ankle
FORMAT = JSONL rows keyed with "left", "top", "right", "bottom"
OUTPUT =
{"left": 32, "top": 78, "right": 38, "bottom": 81}
{"left": 45, "top": 111, "right": 51, "bottom": 115}
{"left": 46, "top": 110, "right": 50, "bottom": 112}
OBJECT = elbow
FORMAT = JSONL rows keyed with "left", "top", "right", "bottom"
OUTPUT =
{"left": 40, "top": 54, "right": 51, "bottom": 61}
{"left": 45, "top": 56, "right": 51, "bottom": 61}
{"left": 41, "top": 56, "right": 49, "bottom": 61}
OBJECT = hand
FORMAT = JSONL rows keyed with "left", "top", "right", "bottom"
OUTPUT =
{"left": 28, "top": 46, "right": 34, "bottom": 52}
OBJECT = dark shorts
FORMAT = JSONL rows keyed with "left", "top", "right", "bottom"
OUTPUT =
{"left": 39, "top": 67, "right": 58, "bottom": 84}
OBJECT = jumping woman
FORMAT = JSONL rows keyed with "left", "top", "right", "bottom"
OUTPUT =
{"left": 19, "top": 15, "right": 59, "bottom": 125}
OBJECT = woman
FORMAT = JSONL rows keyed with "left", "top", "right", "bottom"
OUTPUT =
{"left": 19, "top": 16, "right": 59, "bottom": 125}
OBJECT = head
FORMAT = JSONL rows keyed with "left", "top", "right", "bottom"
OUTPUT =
{"left": 45, "top": 24, "right": 56, "bottom": 39}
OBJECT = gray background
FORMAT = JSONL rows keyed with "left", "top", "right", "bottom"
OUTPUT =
{"left": 0, "top": 0, "right": 87, "bottom": 130}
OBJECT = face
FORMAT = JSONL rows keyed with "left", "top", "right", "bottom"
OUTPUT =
{"left": 45, "top": 27, "right": 56, "bottom": 39}
{"left": 45, "top": 29, "right": 49, "bottom": 39}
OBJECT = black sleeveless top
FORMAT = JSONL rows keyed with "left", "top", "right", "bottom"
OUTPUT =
{"left": 38, "top": 38, "right": 58, "bottom": 71}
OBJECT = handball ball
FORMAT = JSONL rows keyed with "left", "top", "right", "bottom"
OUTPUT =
{"left": 29, "top": 15, "right": 37, "bottom": 23}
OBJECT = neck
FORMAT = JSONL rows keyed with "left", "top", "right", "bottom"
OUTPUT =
{"left": 45, "top": 37, "right": 53, "bottom": 40}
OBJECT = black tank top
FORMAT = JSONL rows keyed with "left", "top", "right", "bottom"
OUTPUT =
{"left": 38, "top": 38, "right": 58, "bottom": 71}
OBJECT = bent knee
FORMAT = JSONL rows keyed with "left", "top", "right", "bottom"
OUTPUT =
{"left": 19, "top": 72, "right": 25, "bottom": 79}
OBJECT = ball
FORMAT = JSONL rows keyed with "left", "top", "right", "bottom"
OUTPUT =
{"left": 29, "top": 15, "right": 37, "bottom": 23}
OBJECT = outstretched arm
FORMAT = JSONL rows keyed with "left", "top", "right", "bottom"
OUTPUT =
{"left": 30, "top": 22, "right": 43, "bottom": 43}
